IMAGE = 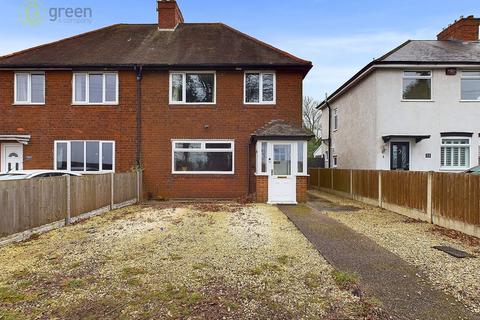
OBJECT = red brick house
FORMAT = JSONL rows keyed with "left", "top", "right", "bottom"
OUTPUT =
{"left": 0, "top": 0, "right": 313, "bottom": 203}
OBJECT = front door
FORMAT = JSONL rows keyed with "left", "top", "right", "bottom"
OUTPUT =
{"left": 390, "top": 142, "right": 410, "bottom": 170}
{"left": 268, "top": 143, "right": 296, "bottom": 204}
{"left": 2, "top": 144, "right": 24, "bottom": 172}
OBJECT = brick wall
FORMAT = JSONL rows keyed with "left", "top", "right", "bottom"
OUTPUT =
{"left": 296, "top": 176, "right": 308, "bottom": 203}
{"left": 255, "top": 175, "right": 268, "bottom": 202}
{"left": 437, "top": 16, "right": 480, "bottom": 41}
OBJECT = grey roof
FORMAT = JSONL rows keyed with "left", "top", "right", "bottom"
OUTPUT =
{"left": 380, "top": 40, "right": 480, "bottom": 63}
{"left": 0, "top": 23, "right": 312, "bottom": 72}
{"left": 252, "top": 120, "right": 314, "bottom": 140}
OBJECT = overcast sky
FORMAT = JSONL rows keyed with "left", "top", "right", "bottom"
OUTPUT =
{"left": 1, "top": 0, "right": 478, "bottom": 101}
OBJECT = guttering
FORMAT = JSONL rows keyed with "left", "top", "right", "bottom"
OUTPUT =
{"left": 325, "top": 95, "right": 332, "bottom": 169}
{"left": 135, "top": 65, "right": 143, "bottom": 168}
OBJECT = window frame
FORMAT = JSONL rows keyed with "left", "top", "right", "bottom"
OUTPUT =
{"left": 169, "top": 71, "right": 217, "bottom": 105}
{"left": 332, "top": 155, "right": 338, "bottom": 168}
{"left": 54, "top": 140, "right": 116, "bottom": 173}
{"left": 171, "top": 139, "right": 234, "bottom": 175}
{"left": 401, "top": 70, "right": 433, "bottom": 101}
{"left": 333, "top": 108, "right": 338, "bottom": 131}
{"left": 72, "top": 72, "right": 119, "bottom": 105}
{"left": 460, "top": 70, "right": 480, "bottom": 102}
{"left": 14, "top": 72, "right": 45, "bottom": 105}
{"left": 244, "top": 71, "right": 276, "bottom": 105}
{"left": 440, "top": 137, "right": 471, "bottom": 171}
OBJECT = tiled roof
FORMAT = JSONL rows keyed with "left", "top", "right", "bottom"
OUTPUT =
{"left": 252, "top": 120, "right": 314, "bottom": 140}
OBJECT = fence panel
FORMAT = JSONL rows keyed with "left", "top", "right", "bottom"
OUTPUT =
{"left": 332, "top": 169, "right": 351, "bottom": 193}
{"left": 352, "top": 170, "right": 379, "bottom": 200}
{"left": 308, "top": 168, "right": 319, "bottom": 189}
{"left": 71, "top": 174, "right": 111, "bottom": 217}
{"left": 319, "top": 169, "right": 333, "bottom": 189}
{"left": 0, "top": 177, "right": 67, "bottom": 237}
{"left": 432, "top": 173, "right": 480, "bottom": 226}
{"left": 114, "top": 172, "right": 137, "bottom": 204}
{"left": 381, "top": 171, "right": 428, "bottom": 212}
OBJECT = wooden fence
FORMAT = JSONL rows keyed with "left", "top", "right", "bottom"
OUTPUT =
{"left": 308, "top": 168, "right": 480, "bottom": 238}
{"left": 0, "top": 171, "right": 141, "bottom": 244}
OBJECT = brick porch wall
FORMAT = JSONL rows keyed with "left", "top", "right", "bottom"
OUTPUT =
{"left": 255, "top": 175, "right": 268, "bottom": 203}
{"left": 296, "top": 176, "right": 308, "bottom": 203}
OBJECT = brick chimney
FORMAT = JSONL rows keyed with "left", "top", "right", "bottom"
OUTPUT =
{"left": 437, "top": 15, "right": 480, "bottom": 41}
{"left": 157, "top": 0, "right": 184, "bottom": 30}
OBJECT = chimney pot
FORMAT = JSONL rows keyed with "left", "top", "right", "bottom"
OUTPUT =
{"left": 437, "top": 15, "right": 480, "bottom": 41}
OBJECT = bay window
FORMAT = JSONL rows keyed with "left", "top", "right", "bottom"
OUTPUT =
{"left": 245, "top": 72, "right": 276, "bottom": 104}
{"left": 55, "top": 141, "right": 115, "bottom": 172}
{"left": 73, "top": 72, "right": 118, "bottom": 104}
{"left": 15, "top": 72, "right": 45, "bottom": 104}
{"left": 440, "top": 138, "right": 470, "bottom": 170}
{"left": 461, "top": 71, "right": 480, "bottom": 101}
{"left": 170, "top": 72, "right": 216, "bottom": 104}
{"left": 172, "top": 140, "right": 234, "bottom": 174}
{"left": 402, "top": 71, "right": 432, "bottom": 100}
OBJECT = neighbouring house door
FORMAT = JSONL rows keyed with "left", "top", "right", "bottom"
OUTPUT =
{"left": 390, "top": 142, "right": 409, "bottom": 170}
{"left": 268, "top": 143, "right": 296, "bottom": 204}
{"left": 2, "top": 144, "right": 24, "bottom": 172}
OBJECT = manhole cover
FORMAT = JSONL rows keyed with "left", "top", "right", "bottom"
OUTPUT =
{"left": 433, "top": 246, "right": 474, "bottom": 258}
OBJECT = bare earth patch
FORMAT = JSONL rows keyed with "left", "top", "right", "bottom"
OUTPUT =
{"left": 0, "top": 202, "right": 371, "bottom": 319}
{"left": 310, "top": 190, "right": 480, "bottom": 314}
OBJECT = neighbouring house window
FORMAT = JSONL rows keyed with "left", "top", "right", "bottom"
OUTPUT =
{"left": 333, "top": 155, "right": 338, "bottom": 168}
{"left": 54, "top": 141, "right": 115, "bottom": 172}
{"left": 245, "top": 72, "right": 276, "bottom": 104}
{"left": 440, "top": 138, "right": 470, "bottom": 170}
{"left": 402, "top": 71, "right": 432, "bottom": 100}
{"left": 172, "top": 140, "right": 234, "bottom": 174}
{"left": 333, "top": 108, "right": 338, "bottom": 130}
{"left": 73, "top": 72, "right": 118, "bottom": 104}
{"left": 261, "top": 142, "right": 267, "bottom": 173}
{"left": 15, "top": 72, "right": 45, "bottom": 104}
{"left": 170, "top": 72, "right": 215, "bottom": 104}
{"left": 461, "top": 71, "right": 480, "bottom": 100}
{"left": 297, "top": 141, "right": 305, "bottom": 174}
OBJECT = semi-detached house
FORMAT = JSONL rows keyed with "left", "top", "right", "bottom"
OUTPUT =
{"left": 0, "top": 0, "right": 313, "bottom": 203}
{"left": 319, "top": 16, "right": 480, "bottom": 172}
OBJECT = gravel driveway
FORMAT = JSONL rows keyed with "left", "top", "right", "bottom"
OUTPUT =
{"left": 0, "top": 202, "right": 378, "bottom": 319}
{"left": 310, "top": 190, "right": 480, "bottom": 314}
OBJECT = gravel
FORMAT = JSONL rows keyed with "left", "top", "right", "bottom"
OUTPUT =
{"left": 0, "top": 202, "right": 366, "bottom": 319}
{"left": 311, "top": 190, "right": 480, "bottom": 314}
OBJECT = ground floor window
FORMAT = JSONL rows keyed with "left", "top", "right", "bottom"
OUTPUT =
{"left": 172, "top": 140, "right": 234, "bottom": 174}
{"left": 54, "top": 141, "right": 115, "bottom": 172}
{"left": 440, "top": 138, "right": 470, "bottom": 170}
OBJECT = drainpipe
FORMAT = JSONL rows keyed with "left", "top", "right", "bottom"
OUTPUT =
{"left": 325, "top": 93, "right": 332, "bottom": 168}
{"left": 135, "top": 65, "right": 143, "bottom": 168}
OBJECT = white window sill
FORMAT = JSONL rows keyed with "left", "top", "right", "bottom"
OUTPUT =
{"left": 401, "top": 99, "right": 435, "bottom": 102}
{"left": 169, "top": 103, "right": 216, "bottom": 106}
{"left": 172, "top": 172, "right": 234, "bottom": 175}
{"left": 13, "top": 103, "right": 45, "bottom": 106}
{"left": 244, "top": 102, "right": 276, "bottom": 106}
{"left": 72, "top": 103, "right": 118, "bottom": 106}
{"left": 439, "top": 168, "right": 468, "bottom": 172}
{"left": 80, "top": 171, "right": 115, "bottom": 175}
{"left": 459, "top": 100, "right": 480, "bottom": 103}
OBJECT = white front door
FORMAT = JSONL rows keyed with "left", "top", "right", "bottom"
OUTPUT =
{"left": 268, "top": 143, "right": 296, "bottom": 204}
{"left": 2, "top": 144, "right": 24, "bottom": 172}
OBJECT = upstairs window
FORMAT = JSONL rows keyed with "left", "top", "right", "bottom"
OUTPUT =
{"left": 15, "top": 72, "right": 45, "bottom": 104}
{"left": 333, "top": 108, "right": 338, "bottom": 130}
{"left": 170, "top": 72, "right": 216, "bottom": 104}
{"left": 73, "top": 73, "right": 118, "bottom": 104}
{"left": 461, "top": 71, "right": 480, "bottom": 101}
{"left": 402, "top": 71, "right": 432, "bottom": 100}
{"left": 245, "top": 72, "right": 276, "bottom": 104}
{"left": 441, "top": 138, "right": 470, "bottom": 170}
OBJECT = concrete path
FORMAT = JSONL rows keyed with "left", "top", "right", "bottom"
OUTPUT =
{"left": 278, "top": 199, "right": 479, "bottom": 320}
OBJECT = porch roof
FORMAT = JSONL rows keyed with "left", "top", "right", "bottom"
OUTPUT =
{"left": 251, "top": 120, "right": 314, "bottom": 141}
{"left": 382, "top": 135, "right": 431, "bottom": 143}
{"left": 0, "top": 135, "right": 31, "bottom": 145}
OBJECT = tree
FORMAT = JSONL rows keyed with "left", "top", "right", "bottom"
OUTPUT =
{"left": 302, "top": 96, "right": 321, "bottom": 138}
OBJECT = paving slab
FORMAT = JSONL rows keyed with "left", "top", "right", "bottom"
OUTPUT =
{"left": 278, "top": 202, "right": 479, "bottom": 320}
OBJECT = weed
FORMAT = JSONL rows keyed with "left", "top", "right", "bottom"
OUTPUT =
{"left": 0, "top": 287, "right": 27, "bottom": 303}
{"left": 64, "top": 279, "right": 84, "bottom": 289}
{"left": 331, "top": 270, "right": 358, "bottom": 289}
{"left": 192, "top": 262, "right": 209, "bottom": 270}
{"left": 277, "top": 255, "right": 291, "bottom": 265}
{"left": 304, "top": 272, "right": 322, "bottom": 289}
{"left": 122, "top": 266, "right": 147, "bottom": 276}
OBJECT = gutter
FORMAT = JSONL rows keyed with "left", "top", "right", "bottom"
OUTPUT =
{"left": 135, "top": 65, "right": 143, "bottom": 168}
{"left": 325, "top": 94, "right": 332, "bottom": 169}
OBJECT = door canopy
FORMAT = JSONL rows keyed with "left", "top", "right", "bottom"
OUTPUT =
{"left": 251, "top": 120, "right": 314, "bottom": 142}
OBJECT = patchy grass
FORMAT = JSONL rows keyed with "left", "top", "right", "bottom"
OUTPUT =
{"left": 331, "top": 270, "right": 359, "bottom": 290}
{"left": 0, "top": 203, "right": 382, "bottom": 319}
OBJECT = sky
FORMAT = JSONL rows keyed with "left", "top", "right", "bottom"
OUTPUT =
{"left": 0, "top": 0, "right": 479, "bottom": 102}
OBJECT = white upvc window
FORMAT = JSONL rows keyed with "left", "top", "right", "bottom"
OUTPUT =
{"left": 332, "top": 155, "right": 338, "bottom": 168}
{"left": 244, "top": 72, "right": 276, "bottom": 104}
{"left": 440, "top": 138, "right": 470, "bottom": 170}
{"left": 172, "top": 140, "right": 234, "bottom": 174}
{"left": 333, "top": 108, "right": 338, "bottom": 130}
{"left": 255, "top": 141, "right": 307, "bottom": 175}
{"left": 72, "top": 72, "right": 118, "bottom": 105}
{"left": 54, "top": 140, "right": 115, "bottom": 172}
{"left": 402, "top": 70, "right": 432, "bottom": 100}
{"left": 461, "top": 71, "right": 480, "bottom": 101}
{"left": 14, "top": 72, "right": 45, "bottom": 104}
{"left": 169, "top": 72, "right": 216, "bottom": 104}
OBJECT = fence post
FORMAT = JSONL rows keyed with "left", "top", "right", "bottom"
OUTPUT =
{"left": 378, "top": 171, "right": 382, "bottom": 208}
{"left": 350, "top": 169, "right": 353, "bottom": 196}
{"left": 427, "top": 171, "right": 433, "bottom": 223}
{"left": 136, "top": 170, "right": 141, "bottom": 203}
{"left": 331, "top": 169, "right": 334, "bottom": 190}
{"left": 317, "top": 168, "right": 320, "bottom": 190}
{"left": 65, "top": 175, "right": 71, "bottom": 225}
{"left": 110, "top": 172, "right": 115, "bottom": 209}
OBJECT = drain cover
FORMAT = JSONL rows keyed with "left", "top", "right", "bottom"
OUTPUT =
{"left": 433, "top": 246, "right": 474, "bottom": 258}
